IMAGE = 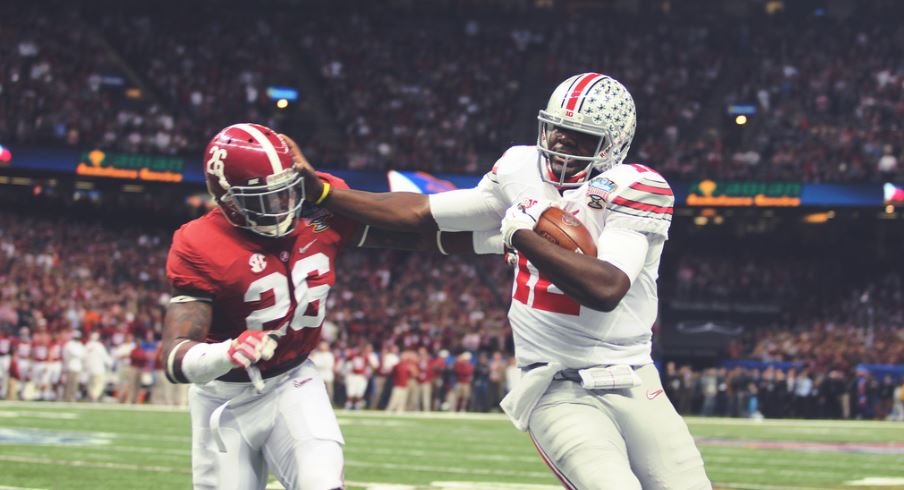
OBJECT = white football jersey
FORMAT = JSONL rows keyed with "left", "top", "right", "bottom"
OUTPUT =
{"left": 429, "top": 146, "right": 674, "bottom": 368}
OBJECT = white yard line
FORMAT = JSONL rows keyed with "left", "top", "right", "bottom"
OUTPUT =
{"left": 0, "top": 401, "right": 188, "bottom": 413}
{"left": 12, "top": 440, "right": 898, "bottom": 473}
{"left": 3, "top": 401, "right": 901, "bottom": 431}
{"left": 0, "top": 411, "right": 79, "bottom": 419}
{"left": 686, "top": 416, "right": 904, "bottom": 431}
{"left": 716, "top": 484, "right": 836, "bottom": 490}
{"left": 344, "top": 460, "right": 550, "bottom": 479}
{"left": 702, "top": 453, "right": 903, "bottom": 471}
{"left": 268, "top": 481, "right": 562, "bottom": 490}
{"left": 0, "top": 454, "right": 190, "bottom": 474}
{"left": 5, "top": 451, "right": 901, "bottom": 488}
{"left": 845, "top": 477, "right": 904, "bottom": 486}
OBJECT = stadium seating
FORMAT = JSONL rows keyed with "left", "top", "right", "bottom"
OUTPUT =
{"left": 2, "top": 3, "right": 901, "bottom": 181}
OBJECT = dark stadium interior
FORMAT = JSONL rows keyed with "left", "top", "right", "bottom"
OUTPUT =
{"left": 0, "top": 0, "right": 901, "bottom": 424}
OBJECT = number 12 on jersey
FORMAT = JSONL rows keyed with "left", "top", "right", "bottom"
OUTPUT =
{"left": 512, "top": 255, "right": 581, "bottom": 315}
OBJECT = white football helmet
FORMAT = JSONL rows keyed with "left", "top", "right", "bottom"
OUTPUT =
{"left": 538, "top": 73, "right": 637, "bottom": 187}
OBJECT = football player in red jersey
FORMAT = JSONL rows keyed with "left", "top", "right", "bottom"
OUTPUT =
{"left": 161, "top": 123, "right": 500, "bottom": 490}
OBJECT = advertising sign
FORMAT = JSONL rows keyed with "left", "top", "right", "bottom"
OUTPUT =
{"left": 75, "top": 149, "right": 184, "bottom": 183}
{"left": 686, "top": 180, "right": 802, "bottom": 207}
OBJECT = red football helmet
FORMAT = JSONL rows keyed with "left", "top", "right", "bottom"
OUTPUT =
{"left": 204, "top": 123, "right": 305, "bottom": 238}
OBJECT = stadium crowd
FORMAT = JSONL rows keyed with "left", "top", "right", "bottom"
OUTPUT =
{"left": 663, "top": 362, "right": 904, "bottom": 421}
{"left": 2, "top": 3, "right": 902, "bottom": 182}
{"left": 0, "top": 209, "right": 901, "bottom": 420}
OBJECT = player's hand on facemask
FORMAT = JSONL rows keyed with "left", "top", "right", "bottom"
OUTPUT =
{"left": 227, "top": 331, "right": 278, "bottom": 368}
{"left": 501, "top": 198, "right": 554, "bottom": 249}
{"left": 280, "top": 133, "right": 324, "bottom": 201}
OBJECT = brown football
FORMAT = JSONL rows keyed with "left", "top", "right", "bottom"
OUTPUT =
{"left": 534, "top": 207, "right": 598, "bottom": 256}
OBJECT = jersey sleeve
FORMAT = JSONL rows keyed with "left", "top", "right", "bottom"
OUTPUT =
{"left": 605, "top": 170, "right": 674, "bottom": 239}
{"left": 166, "top": 226, "right": 218, "bottom": 296}
{"left": 317, "top": 172, "right": 365, "bottom": 246}
{"left": 428, "top": 176, "right": 506, "bottom": 232}
{"left": 428, "top": 146, "right": 534, "bottom": 232}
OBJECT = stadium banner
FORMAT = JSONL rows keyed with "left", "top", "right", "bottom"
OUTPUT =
{"left": 3, "top": 147, "right": 192, "bottom": 183}
{"left": 677, "top": 179, "right": 884, "bottom": 207}
{"left": 856, "top": 363, "right": 904, "bottom": 379}
{"left": 0, "top": 146, "right": 895, "bottom": 205}
{"left": 75, "top": 149, "right": 185, "bottom": 183}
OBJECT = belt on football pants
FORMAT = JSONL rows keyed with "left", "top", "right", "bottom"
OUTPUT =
{"left": 218, "top": 354, "right": 308, "bottom": 383}
{"left": 523, "top": 363, "right": 584, "bottom": 382}
{"left": 553, "top": 369, "right": 584, "bottom": 382}
{"left": 524, "top": 362, "right": 641, "bottom": 389}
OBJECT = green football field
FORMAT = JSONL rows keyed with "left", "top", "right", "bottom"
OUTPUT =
{"left": 0, "top": 401, "right": 902, "bottom": 490}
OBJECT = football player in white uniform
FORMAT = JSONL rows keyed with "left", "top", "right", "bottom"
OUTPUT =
{"left": 287, "top": 73, "right": 711, "bottom": 490}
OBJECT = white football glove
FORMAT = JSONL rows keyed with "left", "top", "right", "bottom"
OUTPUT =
{"left": 500, "top": 198, "right": 554, "bottom": 249}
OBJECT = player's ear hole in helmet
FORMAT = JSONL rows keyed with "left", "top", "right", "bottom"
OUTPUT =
{"left": 204, "top": 123, "right": 306, "bottom": 238}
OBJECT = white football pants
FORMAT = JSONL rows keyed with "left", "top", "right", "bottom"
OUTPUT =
{"left": 528, "top": 364, "right": 710, "bottom": 490}
{"left": 189, "top": 359, "right": 344, "bottom": 490}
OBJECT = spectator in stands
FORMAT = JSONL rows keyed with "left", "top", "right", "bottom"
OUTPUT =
{"left": 83, "top": 331, "right": 111, "bottom": 402}
{"left": 794, "top": 369, "right": 814, "bottom": 418}
{"left": 372, "top": 343, "right": 399, "bottom": 410}
{"left": 61, "top": 330, "right": 84, "bottom": 402}
{"left": 449, "top": 352, "right": 474, "bottom": 412}
{"left": 416, "top": 347, "right": 434, "bottom": 411}
{"left": 386, "top": 350, "right": 416, "bottom": 413}
{"left": 471, "top": 352, "right": 491, "bottom": 413}
{"left": 700, "top": 368, "right": 718, "bottom": 416}
{"left": 488, "top": 351, "right": 505, "bottom": 411}
{"left": 429, "top": 349, "right": 449, "bottom": 411}
{"left": 0, "top": 328, "right": 10, "bottom": 399}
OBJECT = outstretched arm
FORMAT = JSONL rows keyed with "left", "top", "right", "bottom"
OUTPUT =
{"left": 282, "top": 134, "right": 437, "bottom": 231}
{"left": 352, "top": 227, "right": 503, "bottom": 255}
{"left": 325, "top": 188, "right": 437, "bottom": 231}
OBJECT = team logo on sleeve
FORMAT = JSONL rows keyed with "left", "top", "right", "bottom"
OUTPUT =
{"left": 308, "top": 216, "right": 330, "bottom": 233}
{"left": 303, "top": 209, "right": 332, "bottom": 233}
{"left": 249, "top": 253, "right": 267, "bottom": 273}
{"left": 587, "top": 177, "right": 617, "bottom": 209}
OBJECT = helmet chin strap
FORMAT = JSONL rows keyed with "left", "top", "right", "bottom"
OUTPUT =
{"left": 546, "top": 157, "right": 591, "bottom": 187}
{"left": 249, "top": 214, "right": 296, "bottom": 238}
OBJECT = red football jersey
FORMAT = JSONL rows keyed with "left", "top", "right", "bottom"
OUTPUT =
{"left": 166, "top": 173, "right": 361, "bottom": 381}
{"left": 14, "top": 339, "right": 29, "bottom": 360}
{"left": 31, "top": 335, "right": 50, "bottom": 362}
{"left": 0, "top": 333, "right": 12, "bottom": 355}
{"left": 48, "top": 341, "right": 63, "bottom": 362}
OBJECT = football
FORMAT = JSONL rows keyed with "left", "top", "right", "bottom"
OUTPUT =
{"left": 534, "top": 207, "right": 598, "bottom": 256}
